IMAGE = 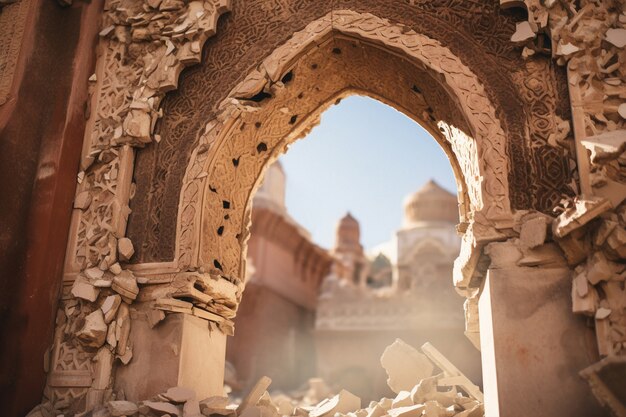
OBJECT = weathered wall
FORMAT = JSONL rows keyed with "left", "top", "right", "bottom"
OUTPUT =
{"left": 0, "top": 2, "right": 102, "bottom": 415}
{"left": 228, "top": 205, "right": 331, "bottom": 391}
{"left": 228, "top": 283, "right": 317, "bottom": 392}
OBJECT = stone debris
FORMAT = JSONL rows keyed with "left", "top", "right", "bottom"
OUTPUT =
{"left": 112, "top": 270, "right": 140, "bottom": 301}
{"left": 29, "top": 339, "right": 482, "bottom": 417}
{"left": 77, "top": 309, "right": 108, "bottom": 349}
{"left": 309, "top": 390, "right": 361, "bottom": 417}
{"left": 107, "top": 400, "right": 139, "bottom": 416}
{"left": 71, "top": 275, "right": 100, "bottom": 302}
{"left": 102, "top": 294, "right": 122, "bottom": 323}
{"left": 165, "top": 386, "right": 197, "bottom": 403}
{"left": 117, "top": 237, "right": 135, "bottom": 261}
{"left": 380, "top": 339, "right": 435, "bottom": 394}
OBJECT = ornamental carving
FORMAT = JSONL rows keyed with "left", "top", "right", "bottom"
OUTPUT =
{"left": 43, "top": 0, "right": 232, "bottom": 413}
{"left": 176, "top": 11, "right": 513, "bottom": 286}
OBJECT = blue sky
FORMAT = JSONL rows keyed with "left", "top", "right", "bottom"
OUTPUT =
{"left": 279, "top": 95, "right": 456, "bottom": 250}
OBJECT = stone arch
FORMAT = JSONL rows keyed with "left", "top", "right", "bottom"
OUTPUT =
{"left": 175, "top": 10, "right": 512, "bottom": 283}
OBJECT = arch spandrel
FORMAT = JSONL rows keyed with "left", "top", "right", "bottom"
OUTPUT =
{"left": 173, "top": 11, "right": 514, "bottom": 280}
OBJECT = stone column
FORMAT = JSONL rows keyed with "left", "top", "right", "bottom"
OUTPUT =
{"left": 114, "top": 310, "right": 227, "bottom": 401}
{"left": 478, "top": 241, "right": 607, "bottom": 417}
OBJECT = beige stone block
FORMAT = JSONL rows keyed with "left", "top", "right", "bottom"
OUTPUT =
{"left": 380, "top": 339, "right": 434, "bottom": 394}
{"left": 115, "top": 313, "right": 226, "bottom": 402}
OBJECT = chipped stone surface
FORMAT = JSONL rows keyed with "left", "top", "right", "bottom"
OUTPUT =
{"left": 107, "top": 400, "right": 139, "bottom": 416}
{"left": 71, "top": 275, "right": 100, "bottom": 302}
{"left": 380, "top": 339, "right": 434, "bottom": 394}
{"left": 77, "top": 309, "right": 108, "bottom": 348}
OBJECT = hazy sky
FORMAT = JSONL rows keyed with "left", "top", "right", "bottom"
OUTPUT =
{"left": 279, "top": 95, "right": 456, "bottom": 250}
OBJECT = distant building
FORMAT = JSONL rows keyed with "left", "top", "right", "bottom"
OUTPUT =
{"left": 315, "top": 180, "right": 481, "bottom": 401}
{"left": 226, "top": 161, "right": 333, "bottom": 392}
{"left": 228, "top": 165, "right": 481, "bottom": 399}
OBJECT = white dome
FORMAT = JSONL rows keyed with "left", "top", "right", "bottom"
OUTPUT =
{"left": 403, "top": 180, "right": 458, "bottom": 226}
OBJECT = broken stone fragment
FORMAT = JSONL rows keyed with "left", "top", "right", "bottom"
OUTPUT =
{"left": 387, "top": 404, "right": 425, "bottom": 417}
{"left": 421, "top": 343, "right": 483, "bottom": 402}
{"left": 605, "top": 28, "right": 626, "bottom": 48}
{"left": 309, "top": 390, "right": 361, "bottom": 417}
{"left": 553, "top": 197, "right": 612, "bottom": 238}
{"left": 596, "top": 307, "right": 612, "bottom": 320}
{"left": 71, "top": 276, "right": 99, "bottom": 302}
{"left": 77, "top": 309, "right": 107, "bottom": 348}
{"left": 606, "top": 226, "right": 626, "bottom": 258}
{"left": 118, "top": 346, "right": 133, "bottom": 365}
{"left": 184, "top": 399, "right": 201, "bottom": 417}
{"left": 572, "top": 281, "right": 597, "bottom": 316}
{"left": 511, "top": 21, "right": 536, "bottom": 43}
{"left": 391, "top": 391, "right": 412, "bottom": 408}
{"left": 410, "top": 375, "right": 439, "bottom": 404}
{"left": 380, "top": 339, "right": 434, "bottom": 394}
{"left": 580, "top": 130, "right": 626, "bottom": 164}
{"left": 147, "top": 308, "right": 166, "bottom": 328}
{"left": 366, "top": 404, "right": 385, "bottom": 417}
{"left": 110, "top": 262, "right": 123, "bottom": 275}
{"left": 107, "top": 400, "right": 138, "bottom": 416}
{"left": 237, "top": 376, "right": 272, "bottom": 413}
{"left": 74, "top": 191, "right": 92, "bottom": 210}
{"left": 143, "top": 400, "right": 181, "bottom": 416}
{"left": 85, "top": 266, "right": 105, "bottom": 280}
{"left": 519, "top": 215, "right": 548, "bottom": 249}
{"left": 164, "top": 386, "right": 196, "bottom": 403}
{"left": 586, "top": 252, "right": 617, "bottom": 284}
{"left": 101, "top": 294, "right": 122, "bottom": 323}
{"left": 112, "top": 270, "right": 139, "bottom": 301}
{"left": 118, "top": 237, "right": 135, "bottom": 261}
{"left": 116, "top": 303, "right": 131, "bottom": 356}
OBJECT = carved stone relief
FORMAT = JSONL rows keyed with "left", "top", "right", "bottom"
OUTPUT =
{"left": 175, "top": 11, "right": 515, "bottom": 288}
{"left": 129, "top": 0, "right": 571, "bottom": 264}
{"left": 42, "top": 0, "right": 233, "bottom": 413}
{"left": 506, "top": 1, "right": 626, "bottom": 413}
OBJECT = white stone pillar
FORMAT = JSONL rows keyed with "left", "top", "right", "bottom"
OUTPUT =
{"left": 478, "top": 262, "right": 608, "bottom": 417}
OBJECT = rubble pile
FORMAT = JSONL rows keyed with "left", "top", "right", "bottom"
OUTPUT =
{"left": 27, "top": 339, "right": 483, "bottom": 417}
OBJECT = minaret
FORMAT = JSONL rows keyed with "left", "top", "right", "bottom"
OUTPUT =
{"left": 332, "top": 212, "right": 368, "bottom": 286}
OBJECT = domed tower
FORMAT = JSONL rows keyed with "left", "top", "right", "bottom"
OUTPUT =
{"left": 402, "top": 179, "right": 459, "bottom": 227}
{"left": 332, "top": 212, "right": 367, "bottom": 286}
{"left": 395, "top": 180, "right": 461, "bottom": 292}
{"left": 334, "top": 212, "right": 363, "bottom": 255}
{"left": 253, "top": 160, "right": 286, "bottom": 213}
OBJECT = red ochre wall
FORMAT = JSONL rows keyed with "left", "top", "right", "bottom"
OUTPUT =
{"left": 0, "top": 2, "right": 103, "bottom": 415}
